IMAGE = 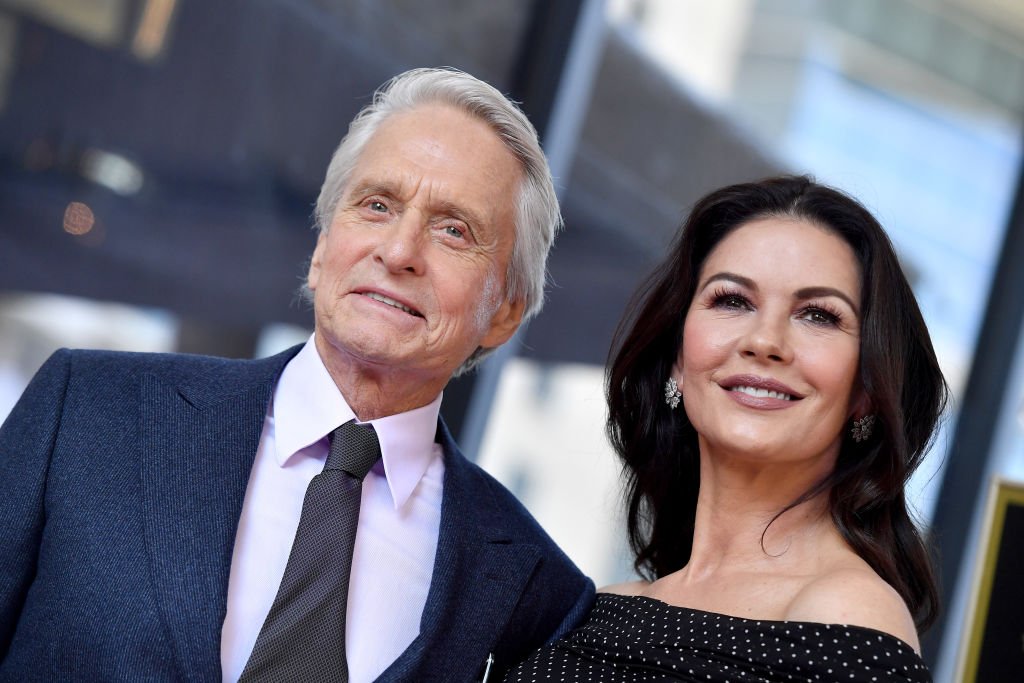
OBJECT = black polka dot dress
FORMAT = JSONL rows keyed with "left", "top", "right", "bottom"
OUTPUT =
{"left": 505, "top": 594, "right": 931, "bottom": 682}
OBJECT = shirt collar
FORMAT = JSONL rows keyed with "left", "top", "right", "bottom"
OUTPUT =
{"left": 273, "top": 336, "right": 443, "bottom": 509}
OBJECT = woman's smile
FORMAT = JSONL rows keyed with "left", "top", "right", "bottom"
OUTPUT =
{"left": 717, "top": 373, "right": 804, "bottom": 409}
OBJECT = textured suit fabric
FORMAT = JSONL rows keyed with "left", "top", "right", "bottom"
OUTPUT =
{"left": 0, "top": 347, "right": 594, "bottom": 682}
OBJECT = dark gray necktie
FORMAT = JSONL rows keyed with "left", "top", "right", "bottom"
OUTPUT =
{"left": 239, "top": 420, "right": 381, "bottom": 683}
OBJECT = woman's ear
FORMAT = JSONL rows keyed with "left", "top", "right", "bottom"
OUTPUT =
{"left": 850, "top": 387, "right": 873, "bottom": 420}
{"left": 670, "top": 343, "right": 688, "bottom": 390}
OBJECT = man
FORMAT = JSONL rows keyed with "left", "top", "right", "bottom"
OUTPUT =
{"left": 0, "top": 68, "right": 593, "bottom": 682}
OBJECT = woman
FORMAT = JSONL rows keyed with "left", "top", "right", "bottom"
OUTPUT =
{"left": 507, "top": 176, "right": 946, "bottom": 681}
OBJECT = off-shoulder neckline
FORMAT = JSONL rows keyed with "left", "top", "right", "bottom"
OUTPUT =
{"left": 596, "top": 592, "right": 923, "bottom": 658}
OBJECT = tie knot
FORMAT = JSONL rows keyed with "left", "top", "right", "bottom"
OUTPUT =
{"left": 326, "top": 420, "right": 380, "bottom": 479}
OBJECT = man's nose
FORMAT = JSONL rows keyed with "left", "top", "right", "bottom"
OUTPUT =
{"left": 375, "top": 210, "right": 427, "bottom": 274}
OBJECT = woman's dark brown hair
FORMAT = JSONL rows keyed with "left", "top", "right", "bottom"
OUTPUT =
{"left": 606, "top": 175, "right": 947, "bottom": 630}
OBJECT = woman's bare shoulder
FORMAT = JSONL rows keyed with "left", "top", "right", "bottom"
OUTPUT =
{"left": 598, "top": 580, "right": 650, "bottom": 596}
{"left": 784, "top": 566, "right": 920, "bottom": 652}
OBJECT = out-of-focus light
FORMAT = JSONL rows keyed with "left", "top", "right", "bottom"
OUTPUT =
{"left": 63, "top": 201, "right": 95, "bottom": 235}
{"left": 133, "top": 0, "right": 177, "bottom": 60}
{"left": 23, "top": 138, "right": 56, "bottom": 171}
{"left": 80, "top": 148, "right": 144, "bottom": 195}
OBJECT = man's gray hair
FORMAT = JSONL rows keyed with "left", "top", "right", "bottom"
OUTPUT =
{"left": 314, "top": 67, "right": 562, "bottom": 371}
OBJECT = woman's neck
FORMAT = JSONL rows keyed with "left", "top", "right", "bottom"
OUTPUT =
{"left": 681, "top": 448, "right": 841, "bottom": 580}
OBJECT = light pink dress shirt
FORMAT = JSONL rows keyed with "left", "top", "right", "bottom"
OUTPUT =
{"left": 220, "top": 338, "right": 445, "bottom": 682}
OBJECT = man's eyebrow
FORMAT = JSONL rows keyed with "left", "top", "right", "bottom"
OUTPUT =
{"left": 347, "top": 180, "right": 395, "bottom": 198}
{"left": 698, "top": 272, "right": 860, "bottom": 314}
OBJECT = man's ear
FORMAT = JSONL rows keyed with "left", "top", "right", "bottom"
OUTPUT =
{"left": 307, "top": 232, "right": 327, "bottom": 292}
{"left": 480, "top": 297, "right": 526, "bottom": 350}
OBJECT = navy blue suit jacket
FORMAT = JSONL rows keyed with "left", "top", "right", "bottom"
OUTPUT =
{"left": 0, "top": 346, "right": 594, "bottom": 681}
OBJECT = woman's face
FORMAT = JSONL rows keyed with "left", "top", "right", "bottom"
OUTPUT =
{"left": 677, "top": 216, "right": 865, "bottom": 470}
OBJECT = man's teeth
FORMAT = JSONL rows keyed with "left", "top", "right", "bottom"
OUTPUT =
{"left": 731, "top": 385, "right": 792, "bottom": 400}
{"left": 365, "top": 292, "right": 417, "bottom": 315}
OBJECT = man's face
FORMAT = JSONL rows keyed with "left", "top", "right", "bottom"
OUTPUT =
{"left": 308, "top": 104, "right": 525, "bottom": 400}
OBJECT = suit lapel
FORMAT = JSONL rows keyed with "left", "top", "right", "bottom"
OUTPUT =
{"left": 139, "top": 347, "right": 300, "bottom": 680}
{"left": 379, "top": 420, "right": 541, "bottom": 682}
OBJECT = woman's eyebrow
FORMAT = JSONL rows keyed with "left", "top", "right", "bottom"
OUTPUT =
{"left": 698, "top": 272, "right": 755, "bottom": 291}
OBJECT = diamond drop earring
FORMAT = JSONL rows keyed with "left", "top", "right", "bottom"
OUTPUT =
{"left": 664, "top": 377, "right": 682, "bottom": 410}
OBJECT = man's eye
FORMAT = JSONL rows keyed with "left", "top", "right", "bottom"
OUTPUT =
{"left": 369, "top": 201, "right": 387, "bottom": 212}
{"left": 443, "top": 225, "right": 465, "bottom": 239}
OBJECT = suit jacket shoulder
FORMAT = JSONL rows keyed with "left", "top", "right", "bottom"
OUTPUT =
{"left": 0, "top": 345, "right": 301, "bottom": 682}
{"left": 50, "top": 345, "right": 298, "bottom": 396}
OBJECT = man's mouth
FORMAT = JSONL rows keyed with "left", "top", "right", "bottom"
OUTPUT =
{"left": 362, "top": 291, "right": 423, "bottom": 317}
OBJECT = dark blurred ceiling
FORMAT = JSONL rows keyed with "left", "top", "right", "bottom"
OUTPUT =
{"left": 0, "top": 0, "right": 781, "bottom": 365}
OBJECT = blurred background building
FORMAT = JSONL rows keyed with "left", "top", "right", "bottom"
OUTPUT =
{"left": 0, "top": 0, "right": 1022, "bottom": 679}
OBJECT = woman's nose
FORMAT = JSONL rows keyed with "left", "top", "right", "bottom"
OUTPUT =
{"left": 740, "top": 313, "right": 792, "bottom": 363}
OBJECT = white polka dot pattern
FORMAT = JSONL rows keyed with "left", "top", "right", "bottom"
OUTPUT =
{"left": 505, "top": 594, "right": 931, "bottom": 682}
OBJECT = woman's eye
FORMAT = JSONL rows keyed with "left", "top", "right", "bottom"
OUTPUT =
{"left": 369, "top": 201, "right": 387, "bottom": 212}
{"left": 713, "top": 293, "right": 749, "bottom": 310}
{"left": 801, "top": 308, "right": 840, "bottom": 325}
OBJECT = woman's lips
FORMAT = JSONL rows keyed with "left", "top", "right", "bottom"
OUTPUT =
{"left": 718, "top": 374, "right": 804, "bottom": 408}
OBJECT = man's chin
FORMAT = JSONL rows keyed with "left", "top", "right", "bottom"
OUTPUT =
{"left": 320, "top": 330, "right": 417, "bottom": 370}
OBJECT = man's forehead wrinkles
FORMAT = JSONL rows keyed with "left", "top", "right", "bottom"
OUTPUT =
{"left": 348, "top": 164, "right": 414, "bottom": 194}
